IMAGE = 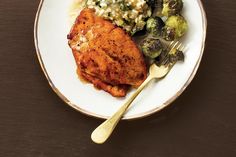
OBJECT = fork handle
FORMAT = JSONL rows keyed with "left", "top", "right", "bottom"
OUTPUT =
{"left": 91, "top": 76, "right": 153, "bottom": 144}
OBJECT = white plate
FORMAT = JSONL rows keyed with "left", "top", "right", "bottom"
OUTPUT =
{"left": 34, "top": 0, "right": 207, "bottom": 120}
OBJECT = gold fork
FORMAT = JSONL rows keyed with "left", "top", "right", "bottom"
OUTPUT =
{"left": 91, "top": 41, "right": 185, "bottom": 144}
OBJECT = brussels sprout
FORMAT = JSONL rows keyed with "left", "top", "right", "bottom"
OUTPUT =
{"left": 131, "top": 20, "right": 147, "bottom": 36}
{"left": 162, "top": 15, "right": 188, "bottom": 41}
{"left": 169, "top": 48, "right": 184, "bottom": 63}
{"left": 140, "top": 38, "right": 163, "bottom": 58}
{"left": 151, "top": 0, "right": 163, "bottom": 16}
{"left": 155, "top": 48, "right": 184, "bottom": 65}
{"left": 146, "top": 17, "right": 165, "bottom": 37}
{"left": 162, "top": 0, "right": 183, "bottom": 17}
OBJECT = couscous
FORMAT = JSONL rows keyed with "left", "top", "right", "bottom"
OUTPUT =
{"left": 86, "top": 0, "right": 152, "bottom": 34}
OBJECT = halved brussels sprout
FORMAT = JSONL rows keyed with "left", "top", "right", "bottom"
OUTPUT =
{"left": 169, "top": 48, "right": 184, "bottom": 63}
{"left": 162, "top": 0, "right": 183, "bottom": 17}
{"left": 146, "top": 17, "right": 165, "bottom": 37}
{"left": 162, "top": 15, "right": 188, "bottom": 41}
{"left": 140, "top": 38, "right": 163, "bottom": 58}
{"left": 155, "top": 48, "right": 184, "bottom": 65}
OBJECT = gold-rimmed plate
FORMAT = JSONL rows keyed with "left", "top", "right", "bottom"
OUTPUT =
{"left": 34, "top": 0, "right": 207, "bottom": 120}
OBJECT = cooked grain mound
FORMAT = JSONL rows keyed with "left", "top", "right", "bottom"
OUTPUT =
{"left": 68, "top": 8, "right": 147, "bottom": 97}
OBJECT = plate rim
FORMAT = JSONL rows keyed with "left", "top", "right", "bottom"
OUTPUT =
{"left": 34, "top": 0, "right": 207, "bottom": 120}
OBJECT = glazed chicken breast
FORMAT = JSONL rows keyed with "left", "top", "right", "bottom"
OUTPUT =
{"left": 68, "top": 8, "right": 147, "bottom": 97}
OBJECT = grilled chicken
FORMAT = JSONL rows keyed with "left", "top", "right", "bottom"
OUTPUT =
{"left": 68, "top": 8, "right": 147, "bottom": 97}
